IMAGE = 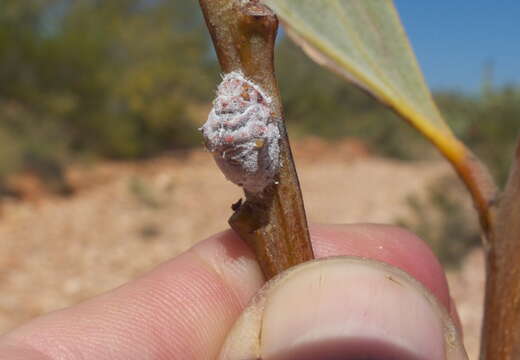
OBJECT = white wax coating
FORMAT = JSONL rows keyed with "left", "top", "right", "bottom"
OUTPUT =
{"left": 200, "top": 71, "right": 280, "bottom": 193}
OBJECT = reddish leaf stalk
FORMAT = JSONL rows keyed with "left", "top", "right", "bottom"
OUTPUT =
{"left": 451, "top": 149, "right": 498, "bottom": 237}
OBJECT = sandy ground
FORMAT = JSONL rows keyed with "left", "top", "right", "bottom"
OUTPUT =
{"left": 0, "top": 139, "right": 484, "bottom": 358}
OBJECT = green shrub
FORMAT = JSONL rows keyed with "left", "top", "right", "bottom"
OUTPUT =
{"left": 398, "top": 176, "right": 481, "bottom": 267}
{"left": 0, "top": 2, "right": 518, "bottom": 193}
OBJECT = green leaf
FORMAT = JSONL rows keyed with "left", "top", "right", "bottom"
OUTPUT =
{"left": 264, "top": 0, "right": 497, "bottom": 232}
{"left": 264, "top": 0, "right": 462, "bottom": 153}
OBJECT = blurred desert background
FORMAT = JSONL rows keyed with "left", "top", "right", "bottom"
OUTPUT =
{"left": 1, "top": 2, "right": 519, "bottom": 359}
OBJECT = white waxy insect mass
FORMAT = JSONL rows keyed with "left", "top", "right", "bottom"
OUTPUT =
{"left": 200, "top": 71, "right": 281, "bottom": 194}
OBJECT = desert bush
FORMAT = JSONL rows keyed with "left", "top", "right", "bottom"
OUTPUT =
{"left": 0, "top": 0, "right": 215, "bottom": 184}
{"left": 398, "top": 176, "right": 481, "bottom": 267}
{"left": 0, "top": 2, "right": 518, "bottom": 197}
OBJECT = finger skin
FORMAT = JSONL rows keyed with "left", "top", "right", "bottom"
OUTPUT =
{"left": 0, "top": 224, "right": 455, "bottom": 360}
{"left": 311, "top": 224, "right": 451, "bottom": 309}
{"left": 0, "top": 231, "right": 264, "bottom": 360}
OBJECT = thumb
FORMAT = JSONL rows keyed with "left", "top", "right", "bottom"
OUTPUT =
{"left": 219, "top": 257, "right": 467, "bottom": 360}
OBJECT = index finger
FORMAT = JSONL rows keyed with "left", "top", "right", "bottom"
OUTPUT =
{"left": 0, "top": 224, "right": 453, "bottom": 359}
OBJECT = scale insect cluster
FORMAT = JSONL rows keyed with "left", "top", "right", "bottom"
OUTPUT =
{"left": 200, "top": 71, "right": 281, "bottom": 194}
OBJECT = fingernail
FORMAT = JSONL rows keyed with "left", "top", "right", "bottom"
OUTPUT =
{"left": 219, "top": 257, "right": 467, "bottom": 360}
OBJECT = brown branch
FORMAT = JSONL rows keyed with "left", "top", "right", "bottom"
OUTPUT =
{"left": 198, "top": 0, "right": 314, "bottom": 280}
{"left": 481, "top": 137, "right": 520, "bottom": 359}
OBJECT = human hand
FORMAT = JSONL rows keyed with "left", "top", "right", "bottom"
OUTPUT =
{"left": 0, "top": 224, "right": 466, "bottom": 359}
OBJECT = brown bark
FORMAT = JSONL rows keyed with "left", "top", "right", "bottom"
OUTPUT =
{"left": 198, "top": 0, "right": 314, "bottom": 280}
{"left": 481, "top": 139, "right": 520, "bottom": 359}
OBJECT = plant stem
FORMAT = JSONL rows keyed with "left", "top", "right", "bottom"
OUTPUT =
{"left": 198, "top": 0, "right": 314, "bottom": 280}
{"left": 449, "top": 147, "right": 498, "bottom": 237}
{"left": 481, "top": 138, "right": 520, "bottom": 359}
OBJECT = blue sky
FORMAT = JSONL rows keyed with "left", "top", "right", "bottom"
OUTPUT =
{"left": 394, "top": 1, "right": 520, "bottom": 92}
